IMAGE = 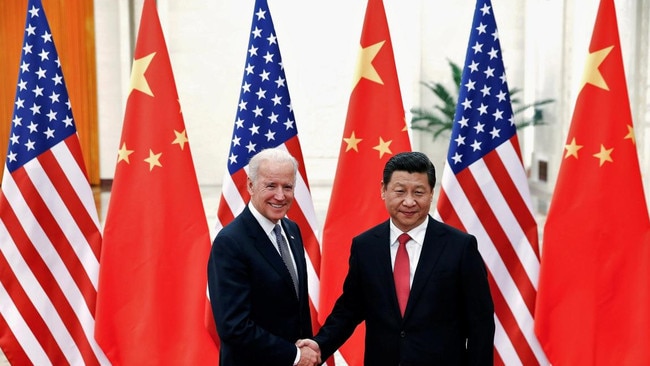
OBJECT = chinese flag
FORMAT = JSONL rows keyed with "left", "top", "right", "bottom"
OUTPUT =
{"left": 94, "top": 0, "right": 219, "bottom": 364}
{"left": 535, "top": 0, "right": 650, "bottom": 364}
{"left": 319, "top": 0, "right": 411, "bottom": 364}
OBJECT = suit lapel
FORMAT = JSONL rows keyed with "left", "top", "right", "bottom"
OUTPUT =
{"left": 404, "top": 217, "right": 447, "bottom": 318}
{"left": 282, "top": 219, "right": 307, "bottom": 299}
{"left": 283, "top": 220, "right": 305, "bottom": 278}
{"left": 242, "top": 209, "right": 299, "bottom": 296}
{"left": 367, "top": 222, "right": 404, "bottom": 319}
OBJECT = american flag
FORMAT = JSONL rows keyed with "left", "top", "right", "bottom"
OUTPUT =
{"left": 434, "top": 1, "right": 547, "bottom": 364}
{"left": 0, "top": 0, "right": 108, "bottom": 365}
{"left": 215, "top": 0, "right": 322, "bottom": 337}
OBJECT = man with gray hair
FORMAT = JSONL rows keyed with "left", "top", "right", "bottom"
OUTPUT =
{"left": 208, "top": 148, "right": 320, "bottom": 366}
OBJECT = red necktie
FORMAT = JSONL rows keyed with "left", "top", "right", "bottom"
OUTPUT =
{"left": 394, "top": 233, "right": 411, "bottom": 316}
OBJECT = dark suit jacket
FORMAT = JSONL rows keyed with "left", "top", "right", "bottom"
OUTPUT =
{"left": 314, "top": 216, "right": 495, "bottom": 366}
{"left": 207, "top": 206, "right": 313, "bottom": 366}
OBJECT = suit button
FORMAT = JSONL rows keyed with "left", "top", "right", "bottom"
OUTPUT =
{"left": 400, "top": 331, "right": 406, "bottom": 337}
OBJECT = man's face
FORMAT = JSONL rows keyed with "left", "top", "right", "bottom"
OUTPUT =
{"left": 247, "top": 160, "right": 295, "bottom": 222}
{"left": 381, "top": 170, "right": 434, "bottom": 232}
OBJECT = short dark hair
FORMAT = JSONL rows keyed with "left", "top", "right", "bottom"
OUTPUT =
{"left": 383, "top": 151, "right": 436, "bottom": 189}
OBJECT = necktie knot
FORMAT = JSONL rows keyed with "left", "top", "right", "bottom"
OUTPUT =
{"left": 398, "top": 233, "right": 411, "bottom": 247}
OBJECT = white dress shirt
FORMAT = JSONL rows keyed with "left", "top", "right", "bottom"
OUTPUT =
{"left": 389, "top": 219, "right": 428, "bottom": 287}
{"left": 248, "top": 203, "right": 298, "bottom": 270}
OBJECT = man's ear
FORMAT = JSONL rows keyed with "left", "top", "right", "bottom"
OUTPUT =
{"left": 247, "top": 177, "right": 254, "bottom": 194}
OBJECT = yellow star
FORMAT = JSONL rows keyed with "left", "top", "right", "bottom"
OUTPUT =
{"left": 173, "top": 129, "right": 189, "bottom": 150}
{"left": 564, "top": 137, "right": 583, "bottom": 159}
{"left": 353, "top": 41, "right": 385, "bottom": 88}
{"left": 130, "top": 52, "right": 156, "bottom": 96}
{"left": 117, "top": 142, "right": 134, "bottom": 164}
{"left": 580, "top": 46, "right": 613, "bottom": 91}
{"left": 402, "top": 116, "right": 408, "bottom": 132}
{"left": 373, "top": 137, "right": 392, "bottom": 158}
{"left": 343, "top": 131, "right": 362, "bottom": 152}
{"left": 593, "top": 144, "right": 613, "bottom": 166}
{"left": 144, "top": 149, "right": 162, "bottom": 171}
{"left": 625, "top": 125, "right": 636, "bottom": 145}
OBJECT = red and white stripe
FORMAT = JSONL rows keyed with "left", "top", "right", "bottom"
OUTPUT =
{"left": 0, "top": 137, "right": 108, "bottom": 365}
{"left": 435, "top": 139, "right": 547, "bottom": 365}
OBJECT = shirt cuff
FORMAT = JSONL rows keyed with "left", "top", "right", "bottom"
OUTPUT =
{"left": 293, "top": 345, "right": 300, "bottom": 365}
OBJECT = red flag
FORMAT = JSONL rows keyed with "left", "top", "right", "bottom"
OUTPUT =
{"left": 319, "top": 0, "right": 411, "bottom": 364}
{"left": 434, "top": 1, "right": 546, "bottom": 364}
{"left": 213, "top": 0, "right": 323, "bottom": 357}
{"left": 0, "top": 0, "right": 107, "bottom": 364}
{"left": 93, "top": 0, "right": 218, "bottom": 364}
{"left": 535, "top": 0, "right": 650, "bottom": 364}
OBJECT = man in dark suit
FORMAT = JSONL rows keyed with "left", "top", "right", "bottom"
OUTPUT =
{"left": 300, "top": 151, "right": 495, "bottom": 365}
{"left": 208, "top": 148, "right": 320, "bottom": 366}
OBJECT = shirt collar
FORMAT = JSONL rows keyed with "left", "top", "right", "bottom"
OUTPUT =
{"left": 389, "top": 216, "right": 429, "bottom": 246}
{"left": 248, "top": 202, "right": 279, "bottom": 235}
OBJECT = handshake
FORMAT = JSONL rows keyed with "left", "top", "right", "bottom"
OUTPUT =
{"left": 296, "top": 339, "right": 321, "bottom": 366}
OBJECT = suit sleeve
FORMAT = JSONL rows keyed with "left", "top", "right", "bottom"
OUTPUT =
{"left": 207, "top": 233, "right": 297, "bottom": 365}
{"left": 313, "top": 239, "right": 365, "bottom": 360}
{"left": 461, "top": 235, "right": 496, "bottom": 365}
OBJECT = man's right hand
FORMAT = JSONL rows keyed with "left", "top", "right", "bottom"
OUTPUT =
{"left": 296, "top": 339, "right": 321, "bottom": 366}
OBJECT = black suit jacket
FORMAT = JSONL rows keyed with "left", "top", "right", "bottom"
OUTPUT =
{"left": 207, "top": 206, "right": 313, "bottom": 366}
{"left": 314, "top": 216, "right": 495, "bottom": 366}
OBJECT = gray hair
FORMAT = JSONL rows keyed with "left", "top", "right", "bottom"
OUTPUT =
{"left": 248, "top": 148, "right": 298, "bottom": 183}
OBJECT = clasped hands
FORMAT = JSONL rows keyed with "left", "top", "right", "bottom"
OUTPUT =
{"left": 296, "top": 338, "right": 321, "bottom": 366}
